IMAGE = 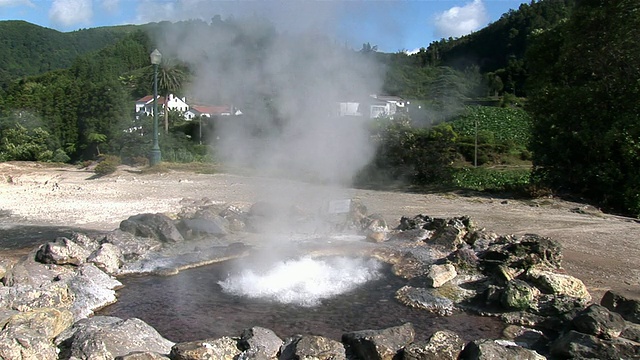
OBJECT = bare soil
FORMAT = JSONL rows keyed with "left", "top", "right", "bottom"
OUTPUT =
{"left": 0, "top": 161, "right": 638, "bottom": 302}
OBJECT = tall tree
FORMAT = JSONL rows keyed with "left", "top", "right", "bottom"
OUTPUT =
{"left": 527, "top": 0, "right": 640, "bottom": 215}
{"left": 150, "top": 59, "right": 189, "bottom": 133}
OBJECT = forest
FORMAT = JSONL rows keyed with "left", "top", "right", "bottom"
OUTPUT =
{"left": 1, "top": 0, "right": 639, "bottom": 217}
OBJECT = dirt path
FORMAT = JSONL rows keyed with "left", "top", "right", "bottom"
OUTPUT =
{"left": 0, "top": 161, "right": 638, "bottom": 302}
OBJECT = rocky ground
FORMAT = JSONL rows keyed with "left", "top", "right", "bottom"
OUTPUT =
{"left": 0, "top": 161, "right": 638, "bottom": 303}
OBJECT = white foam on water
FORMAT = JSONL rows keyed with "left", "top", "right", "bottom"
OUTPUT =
{"left": 218, "top": 257, "right": 382, "bottom": 307}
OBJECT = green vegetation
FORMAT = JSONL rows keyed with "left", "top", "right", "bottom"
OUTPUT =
{"left": 1, "top": 0, "right": 639, "bottom": 216}
{"left": 93, "top": 155, "right": 121, "bottom": 176}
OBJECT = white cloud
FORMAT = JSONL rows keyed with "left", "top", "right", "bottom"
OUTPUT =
{"left": 0, "top": 0, "right": 35, "bottom": 7}
{"left": 434, "top": 0, "right": 488, "bottom": 39}
{"left": 100, "top": 0, "right": 119, "bottom": 13}
{"left": 49, "top": 0, "right": 93, "bottom": 27}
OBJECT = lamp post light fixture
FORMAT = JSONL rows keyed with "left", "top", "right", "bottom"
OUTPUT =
{"left": 149, "top": 49, "right": 162, "bottom": 166}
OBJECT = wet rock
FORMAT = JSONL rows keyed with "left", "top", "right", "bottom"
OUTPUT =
{"left": 426, "top": 264, "right": 457, "bottom": 288}
{"left": 119, "top": 213, "right": 184, "bottom": 243}
{"left": 395, "top": 286, "right": 455, "bottom": 316}
{"left": 526, "top": 268, "right": 591, "bottom": 304}
{"left": 501, "top": 279, "right": 541, "bottom": 311}
{"left": 279, "top": 335, "right": 345, "bottom": 360}
{"left": 61, "top": 263, "right": 122, "bottom": 319}
{"left": 238, "top": 326, "right": 282, "bottom": 359}
{"left": 35, "top": 236, "right": 91, "bottom": 266}
{"left": 342, "top": 323, "right": 415, "bottom": 360}
{"left": 59, "top": 316, "right": 174, "bottom": 359}
{"left": 115, "top": 352, "right": 170, "bottom": 360}
{"left": 87, "top": 242, "right": 123, "bottom": 275}
{"left": 403, "top": 329, "right": 464, "bottom": 360}
{"left": 170, "top": 336, "right": 240, "bottom": 360}
{"left": 601, "top": 290, "right": 640, "bottom": 324}
{"left": 550, "top": 330, "right": 640, "bottom": 359}
{"left": 572, "top": 304, "right": 626, "bottom": 340}
{"left": 460, "top": 339, "right": 546, "bottom": 360}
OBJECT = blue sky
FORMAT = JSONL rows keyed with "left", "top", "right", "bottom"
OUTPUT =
{"left": 0, "top": 0, "right": 527, "bottom": 53}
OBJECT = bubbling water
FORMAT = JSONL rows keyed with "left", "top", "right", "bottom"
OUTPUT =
{"left": 218, "top": 257, "right": 382, "bottom": 306}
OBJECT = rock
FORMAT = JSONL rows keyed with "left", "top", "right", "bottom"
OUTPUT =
{"left": 460, "top": 339, "right": 546, "bottom": 360}
{"left": 366, "top": 230, "right": 387, "bottom": 243}
{"left": 572, "top": 304, "right": 626, "bottom": 340}
{"left": 342, "top": 323, "right": 415, "bottom": 360}
{"left": 601, "top": 290, "right": 640, "bottom": 324}
{"left": 467, "top": 231, "right": 500, "bottom": 252}
{"left": 501, "top": 325, "right": 547, "bottom": 350}
{"left": 620, "top": 322, "right": 640, "bottom": 342}
{"left": 87, "top": 242, "right": 123, "bottom": 275}
{"left": 60, "top": 316, "right": 174, "bottom": 359}
{"left": 447, "top": 248, "right": 480, "bottom": 273}
{"left": 115, "top": 352, "right": 171, "bottom": 360}
{"left": 279, "top": 335, "right": 346, "bottom": 360}
{"left": 386, "top": 249, "right": 442, "bottom": 280}
{"left": 170, "top": 337, "right": 240, "bottom": 360}
{"left": 395, "top": 286, "right": 456, "bottom": 316}
{"left": 550, "top": 330, "right": 640, "bottom": 359}
{"left": 0, "top": 283, "right": 73, "bottom": 312}
{"left": 0, "top": 307, "right": 75, "bottom": 360}
{"left": 426, "top": 264, "right": 457, "bottom": 288}
{"left": 480, "top": 235, "right": 562, "bottom": 275}
{"left": 35, "top": 236, "right": 91, "bottom": 266}
{"left": 403, "top": 330, "right": 464, "bottom": 360}
{"left": 427, "top": 218, "right": 469, "bottom": 251}
{"left": 102, "top": 230, "right": 163, "bottom": 262}
{"left": 238, "top": 326, "right": 282, "bottom": 359}
{"left": 62, "top": 263, "right": 122, "bottom": 319}
{"left": 180, "top": 217, "right": 229, "bottom": 239}
{"left": 119, "top": 213, "right": 184, "bottom": 243}
{"left": 501, "top": 279, "right": 541, "bottom": 311}
{"left": 526, "top": 268, "right": 591, "bottom": 303}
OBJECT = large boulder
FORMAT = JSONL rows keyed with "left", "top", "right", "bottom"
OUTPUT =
{"left": 238, "top": 326, "right": 282, "bottom": 359}
{"left": 501, "top": 279, "right": 541, "bottom": 311}
{"left": 87, "top": 242, "right": 123, "bottom": 275}
{"left": 35, "top": 236, "right": 91, "bottom": 266}
{"left": 342, "top": 323, "right": 415, "bottom": 360}
{"left": 525, "top": 268, "right": 591, "bottom": 303}
{"left": 601, "top": 290, "right": 640, "bottom": 324}
{"left": 572, "top": 304, "right": 626, "bottom": 340}
{"left": 170, "top": 337, "right": 240, "bottom": 360}
{"left": 119, "top": 213, "right": 184, "bottom": 244}
{"left": 0, "top": 307, "right": 75, "bottom": 360}
{"left": 460, "top": 339, "right": 546, "bottom": 360}
{"left": 550, "top": 330, "right": 640, "bottom": 359}
{"left": 57, "top": 316, "right": 174, "bottom": 359}
{"left": 395, "top": 286, "right": 456, "bottom": 316}
{"left": 279, "top": 335, "right": 346, "bottom": 360}
{"left": 403, "top": 330, "right": 464, "bottom": 360}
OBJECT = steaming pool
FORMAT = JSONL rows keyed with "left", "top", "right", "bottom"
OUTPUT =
{"left": 97, "top": 254, "right": 504, "bottom": 343}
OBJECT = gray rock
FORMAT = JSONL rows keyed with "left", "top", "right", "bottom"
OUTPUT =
{"left": 115, "top": 351, "right": 170, "bottom": 359}
{"left": 572, "top": 304, "right": 626, "bottom": 340}
{"left": 461, "top": 339, "right": 546, "bottom": 360}
{"left": 61, "top": 317, "right": 174, "bottom": 359}
{"left": 87, "top": 242, "right": 123, "bottom": 275}
{"left": 403, "top": 330, "right": 464, "bottom": 360}
{"left": 181, "top": 217, "right": 228, "bottom": 238}
{"left": 601, "top": 290, "right": 640, "bottom": 324}
{"left": 0, "top": 335, "right": 59, "bottom": 360}
{"left": 550, "top": 330, "right": 640, "bottom": 360}
{"left": 170, "top": 337, "right": 240, "bottom": 360}
{"left": 621, "top": 321, "right": 640, "bottom": 342}
{"left": 426, "top": 264, "right": 457, "bottom": 288}
{"left": 62, "top": 263, "right": 122, "bottom": 319}
{"left": 395, "top": 286, "right": 455, "bottom": 316}
{"left": 526, "top": 268, "right": 591, "bottom": 303}
{"left": 342, "top": 323, "right": 415, "bottom": 360}
{"left": 279, "top": 335, "right": 345, "bottom": 360}
{"left": 238, "top": 326, "right": 282, "bottom": 359}
{"left": 35, "top": 236, "right": 91, "bottom": 266}
{"left": 102, "top": 230, "right": 163, "bottom": 262}
{"left": 119, "top": 213, "right": 184, "bottom": 243}
{"left": 501, "top": 325, "right": 547, "bottom": 350}
{"left": 501, "top": 279, "right": 540, "bottom": 311}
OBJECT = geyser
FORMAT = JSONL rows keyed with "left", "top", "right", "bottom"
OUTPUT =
{"left": 218, "top": 256, "right": 382, "bottom": 307}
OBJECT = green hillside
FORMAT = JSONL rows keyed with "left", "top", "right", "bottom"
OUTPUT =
{"left": 0, "top": 20, "right": 135, "bottom": 88}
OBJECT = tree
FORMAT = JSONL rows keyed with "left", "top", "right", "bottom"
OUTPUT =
{"left": 527, "top": 0, "right": 640, "bottom": 215}
{"left": 150, "top": 59, "right": 190, "bottom": 133}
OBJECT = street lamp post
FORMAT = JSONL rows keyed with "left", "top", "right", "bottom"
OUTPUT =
{"left": 150, "top": 49, "right": 162, "bottom": 166}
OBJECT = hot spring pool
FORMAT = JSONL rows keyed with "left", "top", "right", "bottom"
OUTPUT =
{"left": 97, "top": 256, "right": 504, "bottom": 343}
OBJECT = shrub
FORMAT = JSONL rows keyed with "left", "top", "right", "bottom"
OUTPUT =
{"left": 94, "top": 155, "right": 121, "bottom": 176}
{"left": 451, "top": 167, "right": 531, "bottom": 193}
